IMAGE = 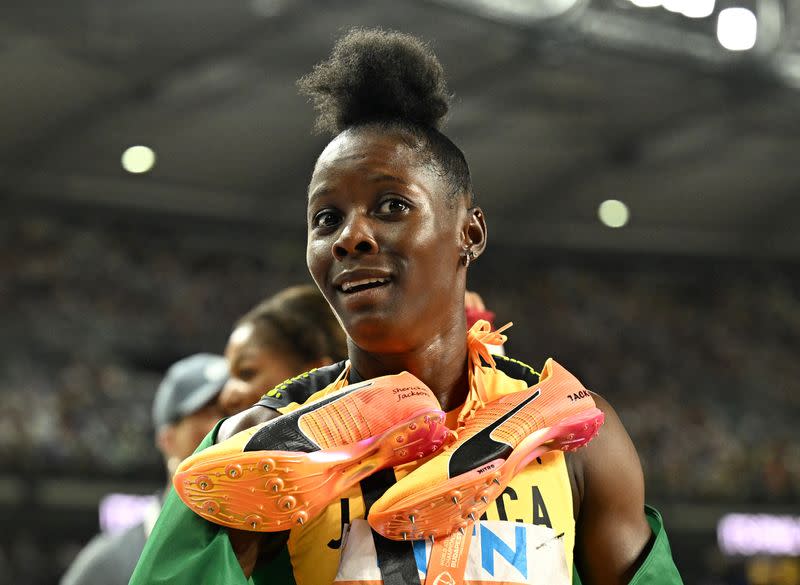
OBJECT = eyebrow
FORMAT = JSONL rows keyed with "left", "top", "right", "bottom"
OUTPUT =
{"left": 367, "top": 173, "right": 409, "bottom": 186}
{"left": 308, "top": 187, "right": 332, "bottom": 203}
{"left": 308, "top": 173, "right": 410, "bottom": 203}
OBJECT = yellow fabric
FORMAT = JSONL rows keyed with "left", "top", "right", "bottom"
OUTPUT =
{"left": 276, "top": 363, "right": 575, "bottom": 585}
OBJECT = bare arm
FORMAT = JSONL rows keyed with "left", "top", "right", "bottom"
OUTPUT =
{"left": 571, "top": 393, "right": 653, "bottom": 585}
{"left": 218, "top": 402, "right": 281, "bottom": 442}
{"left": 217, "top": 404, "right": 284, "bottom": 577}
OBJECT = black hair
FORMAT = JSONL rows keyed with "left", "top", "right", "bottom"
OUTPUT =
{"left": 236, "top": 285, "right": 347, "bottom": 365}
{"left": 298, "top": 28, "right": 473, "bottom": 204}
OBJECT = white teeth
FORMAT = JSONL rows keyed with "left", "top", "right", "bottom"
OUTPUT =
{"left": 340, "top": 277, "right": 390, "bottom": 292}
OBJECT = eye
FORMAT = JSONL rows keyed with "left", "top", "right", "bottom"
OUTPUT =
{"left": 237, "top": 368, "right": 257, "bottom": 382}
{"left": 312, "top": 209, "right": 342, "bottom": 229}
{"left": 376, "top": 198, "right": 411, "bottom": 216}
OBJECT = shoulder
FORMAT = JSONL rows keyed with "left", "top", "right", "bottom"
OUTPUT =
{"left": 493, "top": 355, "right": 645, "bottom": 514}
{"left": 569, "top": 391, "right": 654, "bottom": 584}
{"left": 257, "top": 360, "right": 350, "bottom": 409}
{"left": 60, "top": 525, "right": 145, "bottom": 585}
{"left": 569, "top": 391, "right": 644, "bottom": 516}
{"left": 218, "top": 360, "right": 349, "bottom": 442}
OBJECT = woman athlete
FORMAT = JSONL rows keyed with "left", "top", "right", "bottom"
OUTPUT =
{"left": 219, "top": 284, "right": 347, "bottom": 416}
{"left": 131, "top": 29, "right": 682, "bottom": 585}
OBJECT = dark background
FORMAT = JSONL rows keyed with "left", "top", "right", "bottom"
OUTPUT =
{"left": 1, "top": 1, "right": 798, "bottom": 584}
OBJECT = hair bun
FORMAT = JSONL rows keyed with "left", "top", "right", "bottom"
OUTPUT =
{"left": 298, "top": 28, "right": 451, "bottom": 135}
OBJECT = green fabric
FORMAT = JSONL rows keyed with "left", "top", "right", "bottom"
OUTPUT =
{"left": 572, "top": 505, "right": 683, "bottom": 585}
{"left": 252, "top": 545, "right": 295, "bottom": 584}
{"left": 628, "top": 506, "right": 683, "bottom": 585}
{"left": 129, "top": 421, "right": 257, "bottom": 585}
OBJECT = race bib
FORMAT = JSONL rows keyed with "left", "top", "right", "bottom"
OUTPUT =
{"left": 334, "top": 519, "right": 569, "bottom": 585}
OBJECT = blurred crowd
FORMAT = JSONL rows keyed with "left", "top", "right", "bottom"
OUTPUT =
{"left": 492, "top": 262, "right": 800, "bottom": 504}
{"left": 1, "top": 213, "right": 308, "bottom": 478}
{"left": 2, "top": 212, "right": 798, "bottom": 505}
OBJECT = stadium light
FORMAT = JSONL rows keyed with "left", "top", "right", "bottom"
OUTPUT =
{"left": 598, "top": 200, "right": 630, "bottom": 228}
{"left": 682, "top": 0, "right": 715, "bottom": 18}
{"left": 717, "top": 7, "right": 758, "bottom": 51}
{"left": 629, "top": 0, "right": 662, "bottom": 7}
{"left": 121, "top": 145, "right": 156, "bottom": 174}
{"left": 630, "top": 0, "right": 715, "bottom": 19}
{"left": 662, "top": 0, "right": 688, "bottom": 13}
{"left": 719, "top": 514, "right": 800, "bottom": 556}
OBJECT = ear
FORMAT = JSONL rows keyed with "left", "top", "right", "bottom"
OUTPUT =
{"left": 461, "top": 206, "right": 487, "bottom": 261}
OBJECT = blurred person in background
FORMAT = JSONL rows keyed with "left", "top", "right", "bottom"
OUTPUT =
{"left": 220, "top": 284, "right": 348, "bottom": 416}
{"left": 61, "top": 286, "right": 348, "bottom": 585}
{"left": 60, "top": 353, "right": 228, "bottom": 585}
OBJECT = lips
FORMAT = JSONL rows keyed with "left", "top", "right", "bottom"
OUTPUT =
{"left": 340, "top": 277, "right": 391, "bottom": 293}
{"left": 333, "top": 269, "right": 393, "bottom": 295}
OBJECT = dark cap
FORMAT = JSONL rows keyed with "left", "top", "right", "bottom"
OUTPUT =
{"left": 152, "top": 353, "right": 228, "bottom": 430}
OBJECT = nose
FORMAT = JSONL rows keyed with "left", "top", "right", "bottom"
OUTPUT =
{"left": 332, "top": 214, "right": 378, "bottom": 261}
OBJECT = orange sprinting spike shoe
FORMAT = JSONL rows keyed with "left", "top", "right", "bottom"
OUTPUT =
{"left": 367, "top": 359, "right": 604, "bottom": 542}
{"left": 174, "top": 372, "right": 451, "bottom": 532}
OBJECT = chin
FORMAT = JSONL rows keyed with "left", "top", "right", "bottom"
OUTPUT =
{"left": 344, "top": 316, "right": 413, "bottom": 355}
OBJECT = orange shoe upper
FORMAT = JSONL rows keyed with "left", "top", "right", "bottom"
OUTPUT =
{"left": 295, "top": 372, "right": 440, "bottom": 450}
{"left": 461, "top": 358, "right": 595, "bottom": 447}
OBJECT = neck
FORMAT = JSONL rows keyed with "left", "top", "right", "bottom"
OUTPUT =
{"left": 347, "top": 315, "right": 470, "bottom": 413}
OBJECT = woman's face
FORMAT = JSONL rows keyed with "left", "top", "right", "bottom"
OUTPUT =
{"left": 306, "top": 128, "right": 469, "bottom": 353}
{"left": 220, "top": 323, "right": 302, "bottom": 415}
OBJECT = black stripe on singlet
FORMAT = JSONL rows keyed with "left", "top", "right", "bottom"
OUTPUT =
{"left": 349, "top": 367, "right": 419, "bottom": 585}
{"left": 360, "top": 469, "right": 420, "bottom": 585}
{"left": 256, "top": 360, "right": 349, "bottom": 410}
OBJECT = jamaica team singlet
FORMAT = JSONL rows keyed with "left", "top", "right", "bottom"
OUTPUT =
{"left": 257, "top": 355, "right": 575, "bottom": 585}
